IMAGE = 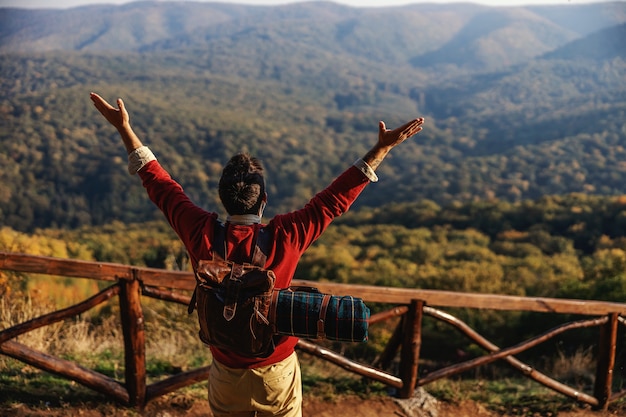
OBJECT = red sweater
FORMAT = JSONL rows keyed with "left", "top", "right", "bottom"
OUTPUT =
{"left": 138, "top": 159, "right": 370, "bottom": 368}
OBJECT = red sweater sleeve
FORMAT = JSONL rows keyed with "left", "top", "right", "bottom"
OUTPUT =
{"left": 266, "top": 165, "right": 370, "bottom": 283}
{"left": 137, "top": 160, "right": 217, "bottom": 262}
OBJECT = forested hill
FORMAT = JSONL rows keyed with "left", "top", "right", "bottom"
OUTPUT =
{"left": 1, "top": 1, "right": 625, "bottom": 232}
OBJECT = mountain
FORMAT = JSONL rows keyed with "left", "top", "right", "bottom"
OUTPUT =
{"left": 543, "top": 22, "right": 626, "bottom": 61}
{"left": 2, "top": 2, "right": 625, "bottom": 69}
{"left": 411, "top": 7, "right": 572, "bottom": 70}
{"left": 0, "top": 1, "right": 625, "bottom": 232}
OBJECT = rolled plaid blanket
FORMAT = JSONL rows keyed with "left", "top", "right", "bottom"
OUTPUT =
{"left": 271, "top": 288, "right": 369, "bottom": 342}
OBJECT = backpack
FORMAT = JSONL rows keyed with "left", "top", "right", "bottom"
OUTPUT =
{"left": 188, "top": 222, "right": 277, "bottom": 357}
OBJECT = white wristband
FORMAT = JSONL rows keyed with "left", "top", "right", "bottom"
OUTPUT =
{"left": 127, "top": 146, "right": 156, "bottom": 175}
{"left": 353, "top": 158, "right": 378, "bottom": 182}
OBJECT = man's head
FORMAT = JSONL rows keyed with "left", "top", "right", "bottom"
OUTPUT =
{"left": 218, "top": 153, "right": 266, "bottom": 216}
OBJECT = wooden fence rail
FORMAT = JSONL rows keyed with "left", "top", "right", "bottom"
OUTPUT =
{"left": 1, "top": 251, "right": 625, "bottom": 410}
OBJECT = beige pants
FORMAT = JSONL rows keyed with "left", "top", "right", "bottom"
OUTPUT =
{"left": 208, "top": 352, "right": 302, "bottom": 417}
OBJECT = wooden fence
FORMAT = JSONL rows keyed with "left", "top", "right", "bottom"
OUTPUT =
{"left": 1, "top": 251, "right": 625, "bottom": 411}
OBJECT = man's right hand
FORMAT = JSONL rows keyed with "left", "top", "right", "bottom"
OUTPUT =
{"left": 363, "top": 117, "right": 425, "bottom": 171}
{"left": 90, "top": 92, "right": 130, "bottom": 132}
{"left": 378, "top": 118, "right": 424, "bottom": 150}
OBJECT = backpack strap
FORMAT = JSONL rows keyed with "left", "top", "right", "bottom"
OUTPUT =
{"left": 213, "top": 221, "right": 269, "bottom": 267}
{"left": 212, "top": 221, "right": 227, "bottom": 261}
{"left": 252, "top": 227, "right": 270, "bottom": 267}
{"left": 188, "top": 221, "right": 228, "bottom": 315}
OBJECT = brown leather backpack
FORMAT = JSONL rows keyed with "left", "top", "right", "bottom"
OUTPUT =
{"left": 188, "top": 222, "right": 276, "bottom": 357}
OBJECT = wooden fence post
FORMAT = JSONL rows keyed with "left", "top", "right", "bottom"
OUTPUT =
{"left": 119, "top": 278, "right": 146, "bottom": 408}
{"left": 593, "top": 312, "right": 619, "bottom": 410}
{"left": 398, "top": 299, "right": 424, "bottom": 398}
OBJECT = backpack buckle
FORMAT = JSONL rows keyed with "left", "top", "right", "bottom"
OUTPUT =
{"left": 223, "top": 262, "right": 244, "bottom": 321}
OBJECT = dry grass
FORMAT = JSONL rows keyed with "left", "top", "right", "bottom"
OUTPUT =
{"left": 142, "top": 301, "right": 212, "bottom": 374}
{"left": 0, "top": 295, "right": 64, "bottom": 353}
{"left": 551, "top": 346, "right": 596, "bottom": 388}
{"left": 0, "top": 287, "right": 209, "bottom": 377}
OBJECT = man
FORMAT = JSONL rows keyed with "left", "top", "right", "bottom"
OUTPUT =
{"left": 90, "top": 92, "right": 424, "bottom": 416}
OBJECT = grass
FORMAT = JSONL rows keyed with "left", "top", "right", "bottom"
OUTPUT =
{"left": 0, "top": 367, "right": 208, "bottom": 416}
{"left": 0, "top": 366, "right": 108, "bottom": 408}
{"left": 427, "top": 377, "right": 626, "bottom": 416}
{"left": 3, "top": 363, "right": 625, "bottom": 416}
{"left": 299, "top": 355, "right": 390, "bottom": 401}
{"left": 429, "top": 378, "right": 570, "bottom": 416}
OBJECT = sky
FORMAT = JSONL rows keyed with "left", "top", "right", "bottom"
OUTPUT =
{"left": 0, "top": 0, "right": 616, "bottom": 9}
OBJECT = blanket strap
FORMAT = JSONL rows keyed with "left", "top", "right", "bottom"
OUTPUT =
{"left": 317, "top": 294, "right": 331, "bottom": 339}
{"left": 269, "top": 290, "right": 280, "bottom": 333}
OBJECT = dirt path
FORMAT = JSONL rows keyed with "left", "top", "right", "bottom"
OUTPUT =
{"left": 1, "top": 395, "right": 619, "bottom": 417}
